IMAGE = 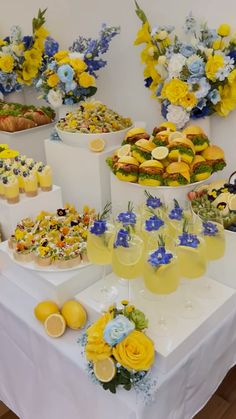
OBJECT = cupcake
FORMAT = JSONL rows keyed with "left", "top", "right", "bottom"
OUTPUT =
{"left": 3, "top": 174, "right": 20, "bottom": 204}
{"left": 23, "top": 170, "right": 38, "bottom": 197}
{"left": 38, "top": 165, "right": 53, "bottom": 191}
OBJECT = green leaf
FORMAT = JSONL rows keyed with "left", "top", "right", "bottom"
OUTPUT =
{"left": 134, "top": 0, "right": 148, "bottom": 24}
{"left": 32, "top": 8, "right": 47, "bottom": 33}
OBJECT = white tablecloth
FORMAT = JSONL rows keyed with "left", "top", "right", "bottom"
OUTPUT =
{"left": 1, "top": 276, "right": 236, "bottom": 419}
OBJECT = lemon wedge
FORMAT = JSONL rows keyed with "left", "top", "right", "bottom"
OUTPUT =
{"left": 169, "top": 131, "right": 186, "bottom": 142}
{"left": 44, "top": 313, "right": 66, "bottom": 338}
{"left": 89, "top": 138, "right": 105, "bottom": 152}
{"left": 151, "top": 146, "right": 169, "bottom": 160}
{"left": 117, "top": 144, "right": 131, "bottom": 158}
{"left": 93, "top": 357, "right": 116, "bottom": 382}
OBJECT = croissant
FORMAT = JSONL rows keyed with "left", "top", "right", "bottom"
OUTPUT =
{"left": 0, "top": 116, "right": 36, "bottom": 132}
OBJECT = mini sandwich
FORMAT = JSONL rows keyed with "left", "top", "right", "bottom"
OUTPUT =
{"left": 138, "top": 160, "right": 164, "bottom": 186}
{"left": 132, "top": 139, "right": 156, "bottom": 163}
{"left": 182, "top": 125, "right": 209, "bottom": 152}
{"left": 152, "top": 130, "right": 169, "bottom": 147}
{"left": 168, "top": 138, "right": 195, "bottom": 164}
{"left": 190, "top": 155, "right": 212, "bottom": 182}
{"left": 202, "top": 145, "right": 226, "bottom": 172}
{"left": 152, "top": 121, "right": 176, "bottom": 135}
{"left": 115, "top": 156, "right": 139, "bottom": 182}
{"left": 164, "top": 162, "right": 190, "bottom": 186}
{"left": 122, "top": 127, "right": 150, "bottom": 145}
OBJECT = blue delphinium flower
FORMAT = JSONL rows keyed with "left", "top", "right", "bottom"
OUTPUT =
{"left": 148, "top": 246, "right": 173, "bottom": 268}
{"left": 44, "top": 37, "right": 59, "bottom": 57}
{"left": 180, "top": 44, "right": 195, "bottom": 58}
{"left": 202, "top": 222, "right": 218, "bottom": 236}
{"left": 169, "top": 206, "right": 183, "bottom": 221}
{"left": 114, "top": 229, "right": 129, "bottom": 248}
{"left": 161, "top": 100, "right": 169, "bottom": 119}
{"left": 22, "top": 35, "right": 33, "bottom": 50}
{"left": 117, "top": 211, "right": 136, "bottom": 226}
{"left": 57, "top": 64, "right": 74, "bottom": 83}
{"left": 90, "top": 220, "right": 107, "bottom": 236}
{"left": 144, "top": 77, "right": 152, "bottom": 88}
{"left": 208, "top": 89, "right": 221, "bottom": 105}
{"left": 191, "top": 104, "right": 211, "bottom": 119}
{"left": 177, "top": 232, "right": 200, "bottom": 248}
{"left": 103, "top": 315, "right": 135, "bottom": 346}
{"left": 146, "top": 196, "right": 162, "bottom": 209}
{"left": 145, "top": 215, "right": 164, "bottom": 232}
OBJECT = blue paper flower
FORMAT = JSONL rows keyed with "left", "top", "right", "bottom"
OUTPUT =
{"left": 148, "top": 246, "right": 173, "bottom": 267}
{"left": 114, "top": 229, "right": 129, "bottom": 248}
{"left": 145, "top": 215, "right": 164, "bottom": 232}
{"left": 103, "top": 315, "right": 135, "bottom": 346}
{"left": 44, "top": 37, "right": 59, "bottom": 57}
{"left": 90, "top": 220, "right": 107, "bottom": 236}
{"left": 57, "top": 64, "right": 74, "bottom": 83}
{"left": 168, "top": 207, "right": 183, "bottom": 221}
{"left": 188, "top": 59, "right": 205, "bottom": 76}
{"left": 177, "top": 232, "right": 200, "bottom": 248}
{"left": 146, "top": 196, "right": 162, "bottom": 209}
{"left": 117, "top": 211, "right": 136, "bottom": 226}
{"left": 202, "top": 222, "right": 218, "bottom": 236}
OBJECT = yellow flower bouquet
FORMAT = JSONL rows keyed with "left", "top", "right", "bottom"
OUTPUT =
{"left": 134, "top": 1, "right": 236, "bottom": 128}
{"left": 0, "top": 9, "right": 57, "bottom": 95}
{"left": 80, "top": 301, "right": 155, "bottom": 393}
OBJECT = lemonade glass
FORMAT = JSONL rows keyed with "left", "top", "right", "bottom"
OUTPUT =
{"left": 140, "top": 191, "right": 166, "bottom": 221}
{"left": 166, "top": 199, "right": 193, "bottom": 238}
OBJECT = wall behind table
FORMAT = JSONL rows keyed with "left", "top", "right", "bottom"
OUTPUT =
{"left": 1, "top": 0, "right": 236, "bottom": 176}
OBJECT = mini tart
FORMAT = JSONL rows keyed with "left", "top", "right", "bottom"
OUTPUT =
{"left": 35, "top": 255, "right": 52, "bottom": 267}
{"left": 56, "top": 255, "right": 81, "bottom": 269}
{"left": 14, "top": 250, "right": 35, "bottom": 263}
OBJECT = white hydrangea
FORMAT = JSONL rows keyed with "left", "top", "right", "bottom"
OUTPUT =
{"left": 166, "top": 104, "right": 189, "bottom": 129}
{"left": 47, "top": 90, "right": 63, "bottom": 108}
{"left": 168, "top": 54, "right": 186, "bottom": 78}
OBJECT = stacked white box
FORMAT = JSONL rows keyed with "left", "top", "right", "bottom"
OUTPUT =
{"left": 0, "top": 185, "right": 63, "bottom": 240}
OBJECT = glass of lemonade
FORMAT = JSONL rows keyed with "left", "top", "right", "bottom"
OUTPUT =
{"left": 112, "top": 227, "right": 144, "bottom": 301}
{"left": 141, "top": 234, "right": 180, "bottom": 337}
{"left": 140, "top": 191, "right": 166, "bottom": 221}
{"left": 166, "top": 199, "right": 193, "bottom": 238}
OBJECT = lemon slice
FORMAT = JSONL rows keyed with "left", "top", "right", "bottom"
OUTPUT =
{"left": 89, "top": 138, "right": 105, "bottom": 152}
{"left": 93, "top": 357, "right": 116, "bottom": 382}
{"left": 229, "top": 195, "right": 236, "bottom": 211}
{"left": 117, "top": 144, "right": 131, "bottom": 158}
{"left": 169, "top": 131, "right": 186, "bottom": 142}
{"left": 44, "top": 313, "right": 66, "bottom": 338}
{"left": 151, "top": 146, "right": 169, "bottom": 160}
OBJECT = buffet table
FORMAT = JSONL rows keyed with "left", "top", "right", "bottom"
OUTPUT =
{"left": 1, "top": 277, "right": 236, "bottom": 419}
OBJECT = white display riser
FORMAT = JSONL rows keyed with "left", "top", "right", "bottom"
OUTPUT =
{"left": 0, "top": 124, "right": 54, "bottom": 164}
{"left": 45, "top": 139, "right": 116, "bottom": 211}
{"left": 76, "top": 274, "right": 236, "bottom": 374}
{"left": 0, "top": 185, "right": 62, "bottom": 240}
{"left": 0, "top": 241, "right": 104, "bottom": 305}
{"left": 208, "top": 230, "right": 236, "bottom": 289}
{"left": 110, "top": 173, "right": 208, "bottom": 207}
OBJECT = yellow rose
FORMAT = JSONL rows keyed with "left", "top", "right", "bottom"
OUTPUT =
{"left": 213, "top": 39, "right": 224, "bottom": 50}
{"left": 85, "top": 312, "right": 113, "bottom": 362}
{"left": 161, "top": 79, "right": 188, "bottom": 104}
{"left": 24, "top": 48, "right": 42, "bottom": 65}
{"left": 205, "top": 54, "right": 224, "bottom": 81}
{"left": 54, "top": 50, "right": 69, "bottom": 62}
{"left": 0, "top": 55, "right": 14, "bottom": 73}
{"left": 79, "top": 72, "right": 96, "bottom": 88}
{"left": 35, "top": 26, "right": 49, "bottom": 40}
{"left": 22, "top": 61, "right": 38, "bottom": 81}
{"left": 47, "top": 73, "right": 59, "bottom": 87}
{"left": 113, "top": 330, "right": 155, "bottom": 371}
{"left": 179, "top": 92, "right": 197, "bottom": 109}
{"left": 217, "top": 24, "right": 231, "bottom": 37}
{"left": 134, "top": 21, "right": 152, "bottom": 45}
{"left": 70, "top": 58, "right": 87, "bottom": 73}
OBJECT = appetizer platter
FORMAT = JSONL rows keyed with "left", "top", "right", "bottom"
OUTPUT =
{"left": 106, "top": 122, "right": 226, "bottom": 187}
{"left": 0, "top": 101, "right": 55, "bottom": 133}
{"left": 7, "top": 204, "right": 95, "bottom": 271}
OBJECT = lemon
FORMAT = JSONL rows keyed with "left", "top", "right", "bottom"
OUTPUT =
{"left": 229, "top": 194, "right": 236, "bottom": 211}
{"left": 169, "top": 131, "right": 186, "bottom": 142}
{"left": 34, "top": 301, "right": 60, "bottom": 323}
{"left": 93, "top": 357, "right": 116, "bottom": 382}
{"left": 44, "top": 313, "right": 66, "bottom": 338}
{"left": 89, "top": 138, "right": 105, "bottom": 152}
{"left": 117, "top": 144, "right": 131, "bottom": 158}
{"left": 61, "top": 300, "right": 87, "bottom": 329}
{"left": 151, "top": 146, "right": 169, "bottom": 160}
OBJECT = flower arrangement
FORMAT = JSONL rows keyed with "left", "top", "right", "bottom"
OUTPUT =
{"left": 36, "top": 24, "right": 120, "bottom": 107}
{"left": 0, "top": 9, "right": 55, "bottom": 95}
{"left": 80, "top": 301, "right": 155, "bottom": 393}
{"left": 134, "top": 2, "right": 236, "bottom": 128}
